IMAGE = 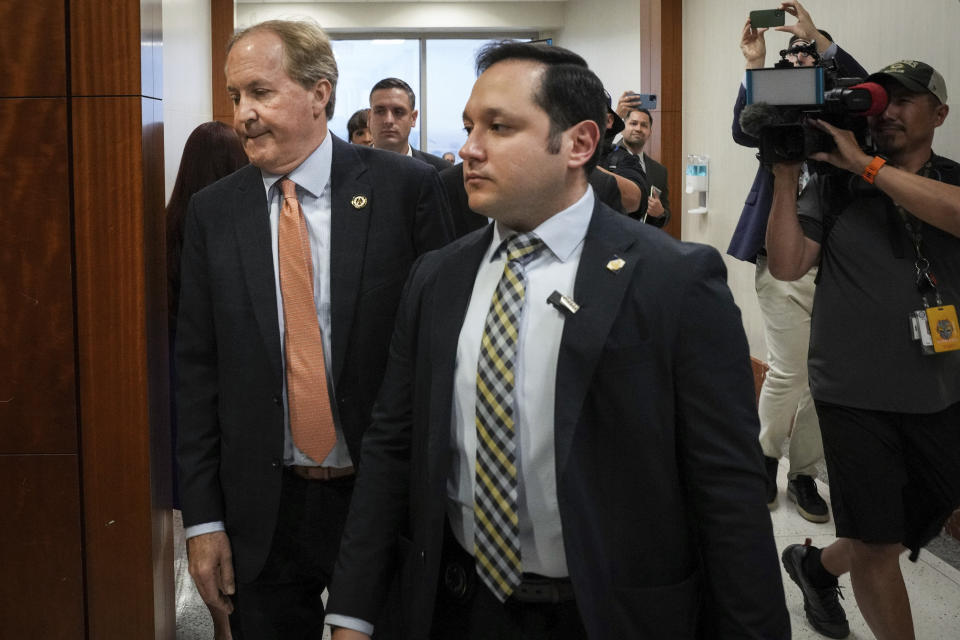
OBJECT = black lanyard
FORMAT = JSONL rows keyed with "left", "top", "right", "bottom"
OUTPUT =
{"left": 896, "top": 161, "right": 943, "bottom": 307}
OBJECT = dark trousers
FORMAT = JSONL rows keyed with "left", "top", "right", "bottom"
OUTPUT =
{"left": 431, "top": 526, "right": 587, "bottom": 640}
{"left": 229, "top": 469, "right": 353, "bottom": 640}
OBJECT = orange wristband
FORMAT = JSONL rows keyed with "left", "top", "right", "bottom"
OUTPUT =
{"left": 862, "top": 156, "right": 886, "bottom": 184}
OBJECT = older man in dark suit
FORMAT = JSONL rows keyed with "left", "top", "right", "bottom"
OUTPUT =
{"left": 326, "top": 41, "right": 789, "bottom": 640}
{"left": 176, "top": 19, "right": 451, "bottom": 639}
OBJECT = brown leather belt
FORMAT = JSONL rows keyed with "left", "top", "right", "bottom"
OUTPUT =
{"left": 288, "top": 465, "right": 355, "bottom": 481}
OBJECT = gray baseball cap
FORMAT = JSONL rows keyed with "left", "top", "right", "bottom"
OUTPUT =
{"left": 868, "top": 60, "right": 947, "bottom": 104}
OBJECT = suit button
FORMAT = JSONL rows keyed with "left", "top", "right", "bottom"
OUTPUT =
{"left": 271, "top": 460, "right": 281, "bottom": 470}
{"left": 272, "top": 395, "right": 281, "bottom": 405}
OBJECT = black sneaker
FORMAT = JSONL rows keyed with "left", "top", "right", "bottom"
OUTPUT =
{"left": 788, "top": 475, "right": 830, "bottom": 523}
{"left": 764, "top": 456, "right": 779, "bottom": 509}
{"left": 782, "top": 542, "right": 849, "bottom": 639}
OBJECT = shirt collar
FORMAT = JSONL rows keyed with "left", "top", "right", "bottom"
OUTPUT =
{"left": 492, "top": 186, "right": 594, "bottom": 264}
{"left": 260, "top": 132, "right": 332, "bottom": 198}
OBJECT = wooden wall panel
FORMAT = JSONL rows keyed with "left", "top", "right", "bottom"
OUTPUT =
{"left": 212, "top": 0, "right": 236, "bottom": 124}
{"left": 0, "top": 98, "right": 77, "bottom": 454}
{"left": 70, "top": 0, "right": 141, "bottom": 96}
{"left": 0, "top": 455, "right": 84, "bottom": 636}
{"left": 0, "top": 0, "right": 66, "bottom": 97}
{"left": 639, "top": 0, "right": 682, "bottom": 240}
{"left": 72, "top": 95, "right": 156, "bottom": 638}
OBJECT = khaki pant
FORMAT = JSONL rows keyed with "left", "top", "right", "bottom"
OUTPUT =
{"left": 755, "top": 255, "right": 823, "bottom": 479}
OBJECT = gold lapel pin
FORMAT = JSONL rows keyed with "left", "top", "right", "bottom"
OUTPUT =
{"left": 350, "top": 195, "right": 368, "bottom": 209}
{"left": 606, "top": 257, "right": 626, "bottom": 272}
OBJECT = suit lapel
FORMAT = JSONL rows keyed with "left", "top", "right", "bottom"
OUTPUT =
{"left": 234, "top": 165, "right": 283, "bottom": 380}
{"left": 554, "top": 203, "right": 640, "bottom": 472}
{"left": 328, "top": 135, "right": 372, "bottom": 384}
{"left": 427, "top": 226, "right": 494, "bottom": 493}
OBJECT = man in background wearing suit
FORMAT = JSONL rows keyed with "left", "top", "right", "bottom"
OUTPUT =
{"left": 176, "top": 19, "right": 451, "bottom": 638}
{"left": 369, "top": 77, "right": 452, "bottom": 172}
{"left": 326, "top": 40, "right": 789, "bottom": 640}
{"left": 609, "top": 99, "right": 670, "bottom": 227}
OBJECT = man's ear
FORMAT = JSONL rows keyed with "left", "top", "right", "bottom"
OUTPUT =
{"left": 567, "top": 120, "right": 601, "bottom": 170}
{"left": 411, "top": 109, "right": 419, "bottom": 126}
{"left": 933, "top": 102, "right": 949, "bottom": 128}
{"left": 312, "top": 78, "right": 333, "bottom": 118}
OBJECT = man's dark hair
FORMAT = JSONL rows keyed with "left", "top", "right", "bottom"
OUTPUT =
{"left": 789, "top": 29, "right": 833, "bottom": 47}
{"left": 370, "top": 77, "right": 416, "bottom": 109}
{"left": 475, "top": 40, "right": 607, "bottom": 172}
{"left": 347, "top": 108, "right": 369, "bottom": 139}
{"left": 627, "top": 107, "right": 654, "bottom": 127}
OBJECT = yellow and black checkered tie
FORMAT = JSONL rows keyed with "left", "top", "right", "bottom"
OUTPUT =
{"left": 474, "top": 232, "right": 544, "bottom": 602}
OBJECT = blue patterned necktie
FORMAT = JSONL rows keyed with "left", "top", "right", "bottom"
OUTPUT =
{"left": 474, "top": 232, "right": 544, "bottom": 601}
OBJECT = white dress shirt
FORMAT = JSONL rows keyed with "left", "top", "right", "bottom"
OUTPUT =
{"left": 448, "top": 187, "right": 594, "bottom": 578}
{"left": 185, "top": 134, "right": 352, "bottom": 540}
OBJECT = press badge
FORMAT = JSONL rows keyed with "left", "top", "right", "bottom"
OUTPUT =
{"left": 910, "top": 305, "right": 960, "bottom": 355}
{"left": 926, "top": 305, "right": 960, "bottom": 352}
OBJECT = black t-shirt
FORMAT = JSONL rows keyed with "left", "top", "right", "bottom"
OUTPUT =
{"left": 798, "top": 154, "right": 960, "bottom": 413}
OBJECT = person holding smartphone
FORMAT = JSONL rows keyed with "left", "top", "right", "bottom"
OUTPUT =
{"left": 610, "top": 94, "right": 671, "bottom": 227}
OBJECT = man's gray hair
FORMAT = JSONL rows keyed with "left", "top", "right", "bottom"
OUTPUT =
{"left": 227, "top": 20, "right": 339, "bottom": 119}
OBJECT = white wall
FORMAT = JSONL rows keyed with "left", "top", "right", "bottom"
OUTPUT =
{"left": 236, "top": 2, "right": 565, "bottom": 32}
{"left": 553, "top": 0, "right": 643, "bottom": 99}
{"left": 682, "top": 0, "right": 960, "bottom": 358}
{"left": 162, "top": 0, "right": 215, "bottom": 201}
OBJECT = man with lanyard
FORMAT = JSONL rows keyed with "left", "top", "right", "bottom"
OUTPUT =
{"left": 766, "top": 60, "right": 960, "bottom": 640}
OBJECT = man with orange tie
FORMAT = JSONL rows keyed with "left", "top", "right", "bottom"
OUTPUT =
{"left": 175, "top": 19, "right": 451, "bottom": 638}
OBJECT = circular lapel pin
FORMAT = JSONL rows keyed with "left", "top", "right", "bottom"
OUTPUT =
{"left": 351, "top": 195, "right": 368, "bottom": 209}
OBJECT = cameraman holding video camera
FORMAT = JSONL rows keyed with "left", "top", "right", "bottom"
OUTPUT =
{"left": 729, "top": 1, "right": 867, "bottom": 531}
{"left": 766, "top": 60, "right": 960, "bottom": 640}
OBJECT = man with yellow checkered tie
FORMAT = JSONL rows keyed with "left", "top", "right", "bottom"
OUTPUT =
{"left": 326, "top": 41, "right": 790, "bottom": 639}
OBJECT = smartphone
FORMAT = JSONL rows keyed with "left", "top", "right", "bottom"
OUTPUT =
{"left": 626, "top": 92, "right": 657, "bottom": 110}
{"left": 749, "top": 9, "right": 785, "bottom": 28}
{"left": 650, "top": 185, "right": 662, "bottom": 199}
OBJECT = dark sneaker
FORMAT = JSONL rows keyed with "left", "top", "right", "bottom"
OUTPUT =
{"left": 765, "top": 456, "right": 779, "bottom": 509}
{"left": 788, "top": 475, "right": 830, "bottom": 523}
{"left": 782, "top": 542, "right": 849, "bottom": 639}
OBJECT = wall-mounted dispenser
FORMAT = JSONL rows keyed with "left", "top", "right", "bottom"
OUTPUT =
{"left": 685, "top": 154, "right": 709, "bottom": 215}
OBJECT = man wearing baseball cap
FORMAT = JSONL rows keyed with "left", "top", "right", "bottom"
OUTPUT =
{"left": 766, "top": 60, "right": 960, "bottom": 639}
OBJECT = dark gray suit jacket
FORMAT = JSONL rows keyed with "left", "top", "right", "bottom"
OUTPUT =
{"left": 176, "top": 135, "right": 453, "bottom": 582}
{"left": 328, "top": 200, "right": 790, "bottom": 639}
{"left": 411, "top": 147, "right": 453, "bottom": 173}
{"left": 641, "top": 152, "right": 670, "bottom": 225}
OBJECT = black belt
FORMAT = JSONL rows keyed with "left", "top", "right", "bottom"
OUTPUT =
{"left": 511, "top": 574, "right": 576, "bottom": 604}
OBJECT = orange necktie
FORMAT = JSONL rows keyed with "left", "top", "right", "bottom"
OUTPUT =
{"left": 278, "top": 177, "right": 337, "bottom": 463}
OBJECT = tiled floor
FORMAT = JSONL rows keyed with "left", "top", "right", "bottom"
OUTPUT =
{"left": 771, "top": 464, "right": 960, "bottom": 639}
{"left": 176, "top": 468, "right": 960, "bottom": 639}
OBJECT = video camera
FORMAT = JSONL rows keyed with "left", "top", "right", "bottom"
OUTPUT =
{"left": 740, "top": 41, "right": 888, "bottom": 166}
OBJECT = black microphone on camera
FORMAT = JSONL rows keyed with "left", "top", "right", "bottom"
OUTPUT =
{"left": 739, "top": 101, "right": 785, "bottom": 138}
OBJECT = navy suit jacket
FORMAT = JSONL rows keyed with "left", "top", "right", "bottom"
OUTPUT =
{"left": 727, "top": 46, "right": 867, "bottom": 261}
{"left": 175, "top": 135, "right": 453, "bottom": 582}
{"left": 328, "top": 200, "right": 790, "bottom": 639}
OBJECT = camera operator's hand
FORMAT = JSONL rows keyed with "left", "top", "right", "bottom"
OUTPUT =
{"left": 776, "top": 1, "right": 832, "bottom": 53}
{"left": 808, "top": 119, "right": 873, "bottom": 175}
{"left": 740, "top": 19, "right": 767, "bottom": 69}
{"left": 771, "top": 160, "right": 804, "bottom": 183}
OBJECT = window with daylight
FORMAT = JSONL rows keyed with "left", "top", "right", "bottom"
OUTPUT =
{"left": 329, "top": 35, "right": 534, "bottom": 155}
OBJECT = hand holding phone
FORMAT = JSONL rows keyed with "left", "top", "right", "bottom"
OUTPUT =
{"left": 749, "top": 9, "right": 785, "bottom": 29}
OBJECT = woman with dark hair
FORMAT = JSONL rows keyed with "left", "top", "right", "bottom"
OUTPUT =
{"left": 166, "top": 120, "right": 247, "bottom": 640}
{"left": 346, "top": 107, "right": 373, "bottom": 146}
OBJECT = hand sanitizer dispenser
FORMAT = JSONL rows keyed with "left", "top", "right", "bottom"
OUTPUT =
{"left": 685, "top": 154, "right": 709, "bottom": 214}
